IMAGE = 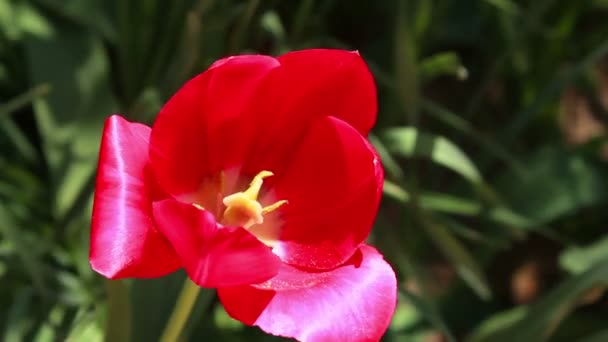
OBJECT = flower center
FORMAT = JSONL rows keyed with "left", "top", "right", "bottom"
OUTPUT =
{"left": 221, "top": 170, "right": 287, "bottom": 229}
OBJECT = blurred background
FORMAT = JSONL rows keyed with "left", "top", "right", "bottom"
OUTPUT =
{"left": 1, "top": 0, "right": 608, "bottom": 341}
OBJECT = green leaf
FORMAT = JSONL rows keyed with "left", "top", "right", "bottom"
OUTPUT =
{"left": 560, "top": 235, "right": 608, "bottom": 275}
{"left": 387, "top": 293, "right": 451, "bottom": 342}
{"left": 213, "top": 305, "right": 243, "bottom": 332}
{"left": 0, "top": 84, "right": 51, "bottom": 117}
{"left": 495, "top": 147, "right": 608, "bottom": 225}
{"left": 467, "top": 306, "right": 528, "bottom": 342}
{"left": 129, "top": 273, "right": 187, "bottom": 342}
{"left": 421, "top": 100, "right": 528, "bottom": 178}
{"left": 34, "top": 0, "right": 116, "bottom": 41}
{"left": 3, "top": 287, "right": 34, "bottom": 342}
{"left": 33, "top": 305, "right": 65, "bottom": 342}
{"left": 116, "top": 0, "right": 193, "bottom": 106}
{"left": 261, "top": 10, "right": 286, "bottom": 44}
{"left": 0, "top": 84, "right": 52, "bottom": 162}
{"left": 419, "top": 52, "right": 468, "bottom": 83}
{"left": 413, "top": 0, "right": 433, "bottom": 40}
{"left": 422, "top": 218, "right": 492, "bottom": 300}
{"left": 130, "top": 271, "right": 215, "bottom": 342}
{"left": 383, "top": 181, "right": 533, "bottom": 228}
{"left": 593, "top": 0, "right": 608, "bottom": 8}
{"left": 65, "top": 307, "right": 103, "bottom": 342}
{"left": 400, "top": 289, "right": 457, "bottom": 342}
{"left": 382, "top": 127, "right": 483, "bottom": 185}
{"left": 579, "top": 329, "right": 608, "bottom": 342}
{"left": 373, "top": 213, "right": 456, "bottom": 342}
{"left": 24, "top": 20, "right": 118, "bottom": 220}
{"left": 0, "top": 1, "right": 55, "bottom": 40}
{"left": 369, "top": 134, "right": 405, "bottom": 182}
{"left": 467, "top": 258, "right": 608, "bottom": 342}
{"left": 394, "top": 1, "right": 419, "bottom": 118}
{"left": 482, "top": 0, "right": 521, "bottom": 15}
{"left": 0, "top": 204, "right": 46, "bottom": 294}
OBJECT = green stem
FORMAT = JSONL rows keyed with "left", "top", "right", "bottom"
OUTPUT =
{"left": 160, "top": 279, "right": 201, "bottom": 342}
{"left": 105, "top": 280, "right": 131, "bottom": 342}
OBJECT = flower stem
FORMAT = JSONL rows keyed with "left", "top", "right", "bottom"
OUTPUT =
{"left": 160, "top": 279, "right": 201, "bottom": 342}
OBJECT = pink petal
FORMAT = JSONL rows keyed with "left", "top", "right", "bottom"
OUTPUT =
{"left": 149, "top": 55, "right": 280, "bottom": 198}
{"left": 269, "top": 116, "right": 383, "bottom": 270}
{"left": 218, "top": 245, "right": 397, "bottom": 342}
{"left": 90, "top": 115, "right": 180, "bottom": 279}
{"left": 152, "top": 199, "right": 281, "bottom": 288}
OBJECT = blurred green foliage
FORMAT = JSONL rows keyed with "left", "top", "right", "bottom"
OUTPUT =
{"left": 1, "top": 0, "right": 608, "bottom": 341}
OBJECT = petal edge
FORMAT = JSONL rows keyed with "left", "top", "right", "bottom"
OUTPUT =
{"left": 152, "top": 199, "right": 281, "bottom": 288}
{"left": 218, "top": 244, "right": 397, "bottom": 342}
{"left": 90, "top": 115, "right": 181, "bottom": 279}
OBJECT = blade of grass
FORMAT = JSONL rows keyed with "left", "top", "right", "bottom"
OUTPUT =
{"left": 468, "top": 258, "right": 608, "bottom": 342}
{"left": 421, "top": 216, "right": 492, "bottom": 300}
{"left": 382, "top": 126, "right": 483, "bottom": 185}
{"left": 482, "top": 0, "right": 521, "bottom": 16}
{"left": 422, "top": 99, "right": 528, "bottom": 178}
{"left": 375, "top": 212, "right": 457, "bottom": 342}
{"left": 400, "top": 288, "right": 457, "bottom": 342}
{"left": 503, "top": 37, "right": 608, "bottom": 143}
{"left": 0, "top": 204, "right": 46, "bottom": 295}
{"left": 228, "top": 0, "right": 261, "bottom": 54}
{"left": 290, "top": 0, "right": 314, "bottom": 42}
{"left": 0, "top": 83, "right": 51, "bottom": 116}
{"left": 368, "top": 61, "right": 527, "bottom": 178}
{"left": 383, "top": 180, "right": 534, "bottom": 229}
{"left": 369, "top": 133, "right": 405, "bottom": 182}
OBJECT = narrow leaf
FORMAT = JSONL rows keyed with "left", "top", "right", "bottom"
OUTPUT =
{"left": 422, "top": 219, "right": 492, "bottom": 300}
{"left": 468, "top": 258, "right": 608, "bottom": 342}
{"left": 382, "top": 127, "right": 483, "bottom": 184}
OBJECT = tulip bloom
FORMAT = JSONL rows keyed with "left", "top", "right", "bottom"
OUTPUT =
{"left": 91, "top": 49, "right": 396, "bottom": 341}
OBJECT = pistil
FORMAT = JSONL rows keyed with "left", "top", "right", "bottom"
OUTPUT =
{"left": 221, "top": 171, "right": 287, "bottom": 228}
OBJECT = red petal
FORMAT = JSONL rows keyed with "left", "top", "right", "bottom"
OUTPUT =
{"left": 218, "top": 245, "right": 397, "bottom": 342}
{"left": 149, "top": 55, "right": 280, "bottom": 198}
{"left": 90, "top": 115, "right": 180, "bottom": 279}
{"left": 268, "top": 116, "right": 383, "bottom": 269}
{"left": 241, "top": 49, "right": 377, "bottom": 176}
{"left": 278, "top": 49, "right": 376, "bottom": 135}
{"left": 152, "top": 199, "right": 281, "bottom": 288}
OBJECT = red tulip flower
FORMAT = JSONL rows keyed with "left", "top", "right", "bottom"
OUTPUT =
{"left": 91, "top": 49, "right": 397, "bottom": 341}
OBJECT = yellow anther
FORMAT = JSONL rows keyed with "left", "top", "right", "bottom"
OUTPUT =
{"left": 242, "top": 170, "right": 274, "bottom": 199}
{"left": 262, "top": 200, "right": 288, "bottom": 214}
{"left": 221, "top": 170, "right": 286, "bottom": 228}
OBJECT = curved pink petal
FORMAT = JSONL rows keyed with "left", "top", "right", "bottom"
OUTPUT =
{"left": 218, "top": 245, "right": 397, "bottom": 342}
{"left": 267, "top": 116, "right": 383, "bottom": 270}
{"left": 149, "top": 55, "right": 280, "bottom": 198}
{"left": 90, "top": 115, "right": 181, "bottom": 279}
{"left": 152, "top": 199, "right": 281, "bottom": 288}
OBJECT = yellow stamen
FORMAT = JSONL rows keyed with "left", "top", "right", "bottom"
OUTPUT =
{"left": 262, "top": 200, "right": 288, "bottom": 214}
{"left": 242, "top": 170, "right": 273, "bottom": 199}
{"left": 221, "top": 170, "right": 287, "bottom": 228}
